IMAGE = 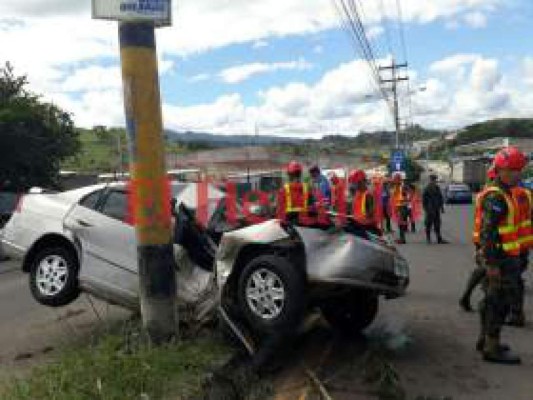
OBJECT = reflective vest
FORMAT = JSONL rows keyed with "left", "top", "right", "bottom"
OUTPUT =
{"left": 391, "top": 184, "right": 408, "bottom": 207}
{"left": 472, "top": 186, "right": 521, "bottom": 256}
{"left": 331, "top": 182, "right": 347, "bottom": 211}
{"left": 512, "top": 187, "right": 533, "bottom": 250}
{"left": 352, "top": 190, "right": 374, "bottom": 225}
{"left": 284, "top": 182, "right": 309, "bottom": 213}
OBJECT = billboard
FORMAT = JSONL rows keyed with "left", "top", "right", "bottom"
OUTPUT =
{"left": 92, "top": 0, "right": 171, "bottom": 25}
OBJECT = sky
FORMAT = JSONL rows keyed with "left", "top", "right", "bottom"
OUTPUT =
{"left": 1, "top": 0, "right": 532, "bottom": 138}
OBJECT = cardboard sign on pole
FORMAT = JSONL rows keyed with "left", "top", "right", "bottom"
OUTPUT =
{"left": 92, "top": 0, "right": 171, "bottom": 26}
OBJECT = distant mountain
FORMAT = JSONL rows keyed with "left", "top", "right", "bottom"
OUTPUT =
{"left": 164, "top": 130, "right": 303, "bottom": 147}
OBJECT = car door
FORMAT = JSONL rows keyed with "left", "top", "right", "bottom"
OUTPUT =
{"left": 64, "top": 188, "right": 138, "bottom": 305}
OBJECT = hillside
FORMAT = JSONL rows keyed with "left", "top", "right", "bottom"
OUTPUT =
{"left": 454, "top": 118, "right": 533, "bottom": 145}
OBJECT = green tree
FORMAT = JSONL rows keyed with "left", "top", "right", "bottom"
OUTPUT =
{"left": 0, "top": 63, "right": 80, "bottom": 190}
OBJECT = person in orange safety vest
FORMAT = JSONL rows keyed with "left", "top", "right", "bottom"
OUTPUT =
{"left": 473, "top": 146, "right": 529, "bottom": 365}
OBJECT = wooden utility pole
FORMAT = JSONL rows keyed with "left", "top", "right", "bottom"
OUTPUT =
{"left": 379, "top": 59, "right": 409, "bottom": 150}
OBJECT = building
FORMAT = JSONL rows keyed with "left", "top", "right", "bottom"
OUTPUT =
{"left": 454, "top": 137, "right": 533, "bottom": 156}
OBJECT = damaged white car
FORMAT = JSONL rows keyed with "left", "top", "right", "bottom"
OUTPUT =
{"left": 2, "top": 182, "right": 409, "bottom": 347}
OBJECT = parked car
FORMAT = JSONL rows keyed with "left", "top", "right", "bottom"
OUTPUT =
{"left": 2, "top": 181, "right": 409, "bottom": 344}
{"left": 523, "top": 178, "right": 533, "bottom": 190}
{"left": 444, "top": 183, "right": 473, "bottom": 204}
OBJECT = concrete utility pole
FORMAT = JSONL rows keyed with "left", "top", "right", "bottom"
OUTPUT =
{"left": 119, "top": 21, "right": 177, "bottom": 343}
{"left": 379, "top": 59, "right": 409, "bottom": 150}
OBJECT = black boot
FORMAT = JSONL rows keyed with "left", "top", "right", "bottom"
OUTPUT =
{"left": 425, "top": 229, "right": 431, "bottom": 244}
{"left": 411, "top": 222, "right": 416, "bottom": 233}
{"left": 482, "top": 337, "right": 521, "bottom": 365}
{"left": 476, "top": 337, "right": 510, "bottom": 352}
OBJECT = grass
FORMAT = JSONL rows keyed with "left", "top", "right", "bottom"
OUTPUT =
{"left": 0, "top": 320, "right": 231, "bottom": 400}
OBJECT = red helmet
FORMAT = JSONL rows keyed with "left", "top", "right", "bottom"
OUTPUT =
{"left": 329, "top": 172, "right": 340, "bottom": 185}
{"left": 286, "top": 161, "right": 303, "bottom": 175}
{"left": 348, "top": 169, "right": 366, "bottom": 184}
{"left": 392, "top": 172, "right": 403, "bottom": 183}
{"left": 487, "top": 166, "right": 497, "bottom": 180}
{"left": 493, "top": 146, "right": 527, "bottom": 171}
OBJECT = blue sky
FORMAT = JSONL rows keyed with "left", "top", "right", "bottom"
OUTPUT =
{"left": 1, "top": 0, "right": 532, "bottom": 137}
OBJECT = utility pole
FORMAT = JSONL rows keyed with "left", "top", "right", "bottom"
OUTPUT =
{"left": 379, "top": 59, "right": 409, "bottom": 150}
{"left": 93, "top": 1, "right": 176, "bottom": 344}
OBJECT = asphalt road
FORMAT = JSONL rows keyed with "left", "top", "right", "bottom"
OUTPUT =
{"left": 374, "top": 203, "right": 533, "bottom": 400}
{"left": 0, "top": 259, "right": 129, "bottom": 378}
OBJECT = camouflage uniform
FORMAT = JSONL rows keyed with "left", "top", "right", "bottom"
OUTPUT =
{"left": 478, "top": 181, "right": 523, "bottom": 359}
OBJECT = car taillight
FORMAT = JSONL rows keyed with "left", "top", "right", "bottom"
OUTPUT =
{"left": 15, "top": 194, "right": 25, "bottom": 213}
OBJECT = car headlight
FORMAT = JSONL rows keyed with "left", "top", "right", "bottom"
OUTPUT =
{"left": 394, "top": 257, "right": 409, "bottom": 279}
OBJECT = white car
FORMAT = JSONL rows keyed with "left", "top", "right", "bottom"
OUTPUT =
{"left": 1, "top": 182, "right": 227, "bottom": 308}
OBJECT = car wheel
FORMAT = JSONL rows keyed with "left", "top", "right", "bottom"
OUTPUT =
{"left": 321, "top": 291, "right": 378, "bottom": 335}
{"left": 237, "top": 254, "right": 306, "bottom": 335}
{"left": 29, "top": 247, "right": 80, "bottom": 307}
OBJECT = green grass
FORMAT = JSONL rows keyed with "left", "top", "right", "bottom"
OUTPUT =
{"left": 0, "top": 322, "right": 231, "bottom": 400}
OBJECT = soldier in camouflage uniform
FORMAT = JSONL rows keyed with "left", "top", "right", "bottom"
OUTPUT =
{"left": 475, "top": 147, "right": 528, "bottom": 365}
{"left": 460, "top": 167, "right": 496, "bottom": 312}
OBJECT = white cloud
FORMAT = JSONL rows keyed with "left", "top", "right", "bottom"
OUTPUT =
{"left": 61, "top": 66, "right": 122, "bottom": 92}
{"left": 367, "top": 25, "right": 385, "bottom": 40}
{"left": 219, "top": 59, "right": 313, "bottom": 84}
{"left": 158, "top": 53, "right": 529, "bottom": 137}
{"left": 252, "top": 40, "right": 269, "bottom": 49}
{"left": 189, "top": 73, "right": 211, "bottom": 83}
{"left": 523, "top": 57, "right": 533, "bottom": 86}
{"left": 313, "top": 45, "right": 324, "bottom": 54}
{"left": 463, "top": 11, "right": 488, "bottom": 28}
{"left": 429, "top": 54, "right": 480, "bottom": 73}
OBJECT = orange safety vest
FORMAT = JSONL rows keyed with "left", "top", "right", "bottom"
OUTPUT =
{"left": 352, "top": 190, "right": 374, "bottom": 225}
{"left": 472, "top": 186, "right": 521, "bottom": 256}
{"left": 512, "top": 187, "right": 533, "bottom": 250}
{"left": 391, "top": 184, "right": 408, "bottom": 207}
{"left": 284, "top": 182, "right": 309, "bottom": 213}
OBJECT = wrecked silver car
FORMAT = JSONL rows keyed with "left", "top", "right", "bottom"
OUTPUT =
{"left": 4, "top": 180, "right": 409, "bottom": 347}
{"left": 174, "top": 202, "right": 409, "bottom": 349}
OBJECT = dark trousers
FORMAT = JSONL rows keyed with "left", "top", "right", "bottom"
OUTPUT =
{"left": 424, "top": 211, "right": 442, "bottom": 241}
{"left": 479, "top": 258, "right": 523, "bottom": 339}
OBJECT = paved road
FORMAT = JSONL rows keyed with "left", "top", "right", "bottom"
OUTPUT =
{"left": 375, "top": 203, "right": 533, "bottom": 400}
{"left": 0, "top": 259, "right": 128, "bottom": 377}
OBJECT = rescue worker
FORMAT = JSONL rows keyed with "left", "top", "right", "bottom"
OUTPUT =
{"left": 475, "top": 146, "right": 528, "bottom": 364}
{"left": 507, "top": 181, "right": 532, "bottom": 326}
{"left": 309, "top": 165, "right": 332, "bottom": 207}
{"left": 277, "top": 161, "right": 311, "bottom": 225}
{"left": 404, "top": 181, "right": 420, "bottom": 233}
{"left": 348, "top": 169, "right": 380, "bottom": 235}
{"left": 329, "top": 172, "right": 347, "bottom": 215}
{"left": 422, "top": 174, "right": 447, "bottom": 244}
{"left": 459, "top": 166, "right": 497, "bottom": 312}
{"left": 390, "top": 172, "right": 410, "bottom": 244}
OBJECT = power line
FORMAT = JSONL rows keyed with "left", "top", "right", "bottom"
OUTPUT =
{"left": 378, "top": 0, "right": 394, "bottom": 57}
{"left": 331, "top": 0, "right": 395, "bottom": 116}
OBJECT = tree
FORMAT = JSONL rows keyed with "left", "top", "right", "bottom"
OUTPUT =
{"left": 0, "top": 63, "right": 80, "bottom": 190}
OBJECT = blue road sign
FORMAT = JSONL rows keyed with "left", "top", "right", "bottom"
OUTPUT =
{"left": 390, "top": 150, "right": 406, "bottom": 172}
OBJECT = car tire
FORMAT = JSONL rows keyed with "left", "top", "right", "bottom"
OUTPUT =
{"left": 29, "top": 246, "right": 80, "bottom": 307}
{"left": 321, "top": 291, "right": 378, "bottom": 335}
{"left": 237, "top": 254, "right": 306, "bottom": 335}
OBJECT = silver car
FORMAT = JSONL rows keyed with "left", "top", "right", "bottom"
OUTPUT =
{"left": 2, "top": 182, "right": 409, "bottom": 341}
